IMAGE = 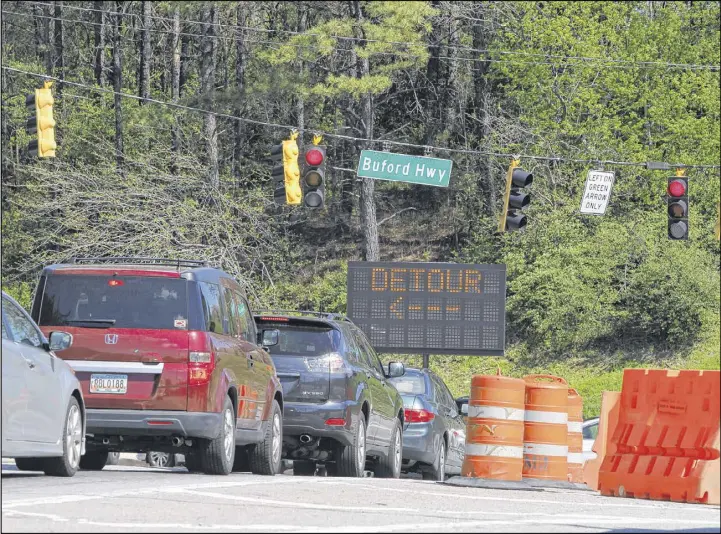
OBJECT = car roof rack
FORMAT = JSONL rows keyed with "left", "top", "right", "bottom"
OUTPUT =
{"left": 67, "top": 257, "right": 212, "bottom": 269}
{"left": 255, "top": 309, "right": 352, "bottom": 323}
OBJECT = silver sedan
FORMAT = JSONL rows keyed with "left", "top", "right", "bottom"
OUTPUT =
{"left": 1, "top": 291, "right": 86, "bottom": 476}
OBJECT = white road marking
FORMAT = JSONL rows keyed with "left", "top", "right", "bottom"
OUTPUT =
{"left": 319, "top": 480, "right": 721, "bottom": 512}
{"left": 3, "top": 509, "right": 719, "bottom": 533}
{"left": 171, "top": 488, "right": 719, "bottom": 526}
{"left": 1, "top": 476, "right": 321, "bottom": 509}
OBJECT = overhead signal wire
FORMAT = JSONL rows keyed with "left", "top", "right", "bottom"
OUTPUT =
{"left": 15, "top": 4, "right": 721, "bottom": 72}
{"left": 4, "top": 66, "right": 720, "bottom": 170}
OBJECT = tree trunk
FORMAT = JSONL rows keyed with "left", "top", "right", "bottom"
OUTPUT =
{"left": 179, "top": 34, "right": 190, "bottom": 97}
{"left": 201, "top": 3, "right": 219, "bottom": 189}
{"left": 232, "top": 4, "right": 247, "bottom": 179}
{"left": 170, "top": 5, "right": 181, "bottom": 174}
{"left": 423, "top": 0, "right": 442, "bottom": 144}
{"left": 297, "top": 3, "right": 307, "bottom": 138}
{"left": 444, "top": 3, "right": 461, "bottom": 134}
{"left": 112, "top": 1, "right": 124, "bottom": 174}
{"left": 353, "top": 1, "right": 379, "bottom": 262}
{"left": 93, "top": 1, "right": 105, "bottom": 87}
{"left": 54, "top": 1, "right": 64, "bottom": 97}
{"left": 43, "top": 2, "right": 53, "bottom": 75}
{"left": 139, "top": 0, "right": 151, "bottom": 103}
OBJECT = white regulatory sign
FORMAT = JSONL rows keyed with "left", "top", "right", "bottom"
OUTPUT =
{"left": 580, "top": 169, "right": 615, "bottom": 215}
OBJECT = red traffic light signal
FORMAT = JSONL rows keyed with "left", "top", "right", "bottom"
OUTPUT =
{"left": 667, "top": 176, "right": 688, "bottom": 240}
{"left": 303, "top": 145, "right": 326, "bottom": 209}
{"left": 305, "top": 148, "right": 324, "bottom": 167}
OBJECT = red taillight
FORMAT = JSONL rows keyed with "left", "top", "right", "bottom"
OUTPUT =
{"left": 188, "top": 331, "right": 215, "bottom": 386}
{"left": 668, "top": 179, "right": 686, "bottom": 197}
{"left": 108, "top": 279, "right": 124, "bottom": 286}
{"left": 404, "top": 408, "right": 435, "bottom": 423}
{"left": 305, "top": 149, "right": 324, "bottom": 166}
{"left": 147, "top": 421, "right": 173, "bottom": 426}
{"left": 325, "top": 418, "right": 346, "bottom": 426}
{"left": 259, "top": 316, "right": 289, "bottom": 322}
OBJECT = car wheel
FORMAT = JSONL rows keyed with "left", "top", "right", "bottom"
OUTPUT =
{"left": 44, "top": 397, "right": 83, "bottom": 477}
{"left": 232, "top": 447, "right": 250, "bottom": 472}
{"left": 106, "top": 452, "right": 120, "bottom": 466}
{"left": 147, "top": 451, "right": 175, "bottom": 468}
{"left": 375, "top": 418, "right": 402, "bottom": 479}
{"left": 14, "top": 458, "right": 46, "bottom": 471}
{"left": 249, "top": 399, "right": 282, "bottom": 476}
{"left": 332, "top": 416, "right": 366, "bottom": 478}
{"left": 422, "top": 438, "right": 446, "bottom": 482}
{"left": 199, "top": 395, "right": 236, "bottom": 475}
{"left": 292, "top": 460, "right": 316, "bottom": 476}
{"left": 79, "top": 450, "right": 109, "bottom": 471}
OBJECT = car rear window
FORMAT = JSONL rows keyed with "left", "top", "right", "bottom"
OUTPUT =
{"left": 258, "top": 324, "right": 341, "bottom": 357}
{"left": 389, "top": 374, "right": 427, "bottom": 395}
{"left": 38, "top": 274, "right": 188, "bottom": 330}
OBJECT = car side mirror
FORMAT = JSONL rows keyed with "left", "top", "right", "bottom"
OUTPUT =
{"left": 261, "top": 329, "right": 279, "bottom": 347}
{"left": 461, "top": 404, "right": 468, "bottom": 416}
{"left": 48, "top": 331, "right": 73, "bottom": 352}
{"left": 387, "top": 361, "right": 405, "bottom": 378}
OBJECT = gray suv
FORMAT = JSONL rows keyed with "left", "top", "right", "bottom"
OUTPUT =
{"left": 255, "top": 311, "right": 406, "bottom": 478}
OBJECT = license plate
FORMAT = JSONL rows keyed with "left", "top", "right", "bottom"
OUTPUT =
{"left": 90, "top": 374, "right": 128, "bottom": 394}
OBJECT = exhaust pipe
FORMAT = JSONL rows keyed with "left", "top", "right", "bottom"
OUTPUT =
{"left": 171, "top": 437, "right": 183, "bottom": 447}
{"left": 102, "top": 438, "right": 110, "bottom": 445}
{"left": 299, "top": 434, "right": 313, "bottom": 444}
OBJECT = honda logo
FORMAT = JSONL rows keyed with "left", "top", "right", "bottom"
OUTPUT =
{"left": 105, "top": 334, "right": 118, "bottom": 345}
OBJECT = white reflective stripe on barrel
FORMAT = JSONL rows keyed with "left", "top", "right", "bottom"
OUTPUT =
{"left": 568, "top": 452, "right": 585, "bottom": 464}
{"left": 523, "top": 443, "right": 568, "bottom": 457}
{"left": 465, "top": 444, "right": 523, "bottom": 459}
{"left": 467, "top": 405, "right": 524, "bottom": 421}
{"left": 567, "top": 421, "right": 583, "bottom": 433}
{"left": 524, "top": 410, "right": 568, "bottom": 425}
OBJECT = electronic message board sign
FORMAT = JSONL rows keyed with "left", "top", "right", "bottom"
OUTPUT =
{"left": 346, "top": 262, "right": 506, "bottom": 356}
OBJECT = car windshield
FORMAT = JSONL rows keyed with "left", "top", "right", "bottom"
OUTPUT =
{"left": 389, "top": 374, "right": 427, "bottom": 395}
{"left": 38, "top": 274, "right": 188, "bottom": 330}
{"left": 259, "top": 324, "right": 340, "bottom": 357}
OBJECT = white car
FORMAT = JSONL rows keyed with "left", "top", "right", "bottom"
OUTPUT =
{"left": 2, "top": 291, "right": 86, "bottom": 476}
{"left": 582, "top": 417, "right": 599, "bottom": 462}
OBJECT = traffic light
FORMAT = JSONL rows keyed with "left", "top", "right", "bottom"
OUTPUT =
{"left": 26, "top": 80, "right": 56, "bottom": 158}
{"left": 269, "top": 131, "right": 302, "bottom": 205}
{"left": 667, "top": 172, "right": 689, "bottom": 240}
{"left": 302, "top": 135, "right": 326, "bottom": 209}
{"left": 498, "top": 159, "right": 533, "bottom": 232}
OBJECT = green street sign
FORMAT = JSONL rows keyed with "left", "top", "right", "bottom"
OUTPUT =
{"left": 357, "top": 150, "right": 452, "bottom": 187}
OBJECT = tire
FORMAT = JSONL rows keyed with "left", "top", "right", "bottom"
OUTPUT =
{"left": 292, "top": 460, "right": 316, "bottom": 476}
{"left": 332, "top": 416, "right": 366, "bottom": 478}
{"left": 147, "top": 451, "right": 175, "bottom": 468}
{"left": 44, "top": 397, "right": 83, "bottom": 477}
{"left": 79, "top": 450, "right": 109, "bottom": 471}
{"left": 249, "top": 399, "right": 282, "bottom": 476}
{"left": 198, "top": 395, "right": 236, "bottom": 475}
{"left": 14, "top": 458, "right": 46, "bottom": 471}
{"left": 422, "top": 438, "right": 446, "bottom": 482}
{"left": 106, "top": 452, "right": 120, "bottom": 466}
{"left": 375, "top": 418, "right": 402, "bottom": 479}
{"left": 232, "top": 447, "right": 250, "bottom": 472}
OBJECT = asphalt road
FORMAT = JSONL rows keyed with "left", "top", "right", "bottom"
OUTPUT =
{"left": 2, "top": 461, "right": 719, "bottom": 533}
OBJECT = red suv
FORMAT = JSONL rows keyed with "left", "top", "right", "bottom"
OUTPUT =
{"left": 30, "top": 258, "right": 283, "bottom": 476}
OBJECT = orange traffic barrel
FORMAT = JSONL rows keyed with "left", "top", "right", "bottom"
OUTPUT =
{"left": 522, "top": 374, "right": 569, "bottom": 481}
{"left": 567, "top": 388, "right": 584, "bottom": 483}
{"left": 461, "top": 372, "right": 526, "bottom": 481}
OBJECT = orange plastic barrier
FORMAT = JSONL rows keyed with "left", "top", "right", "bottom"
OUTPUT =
{"left": 461, "top": 373, "right": 526, "bottom": 481}
{"left": 567, "top": 388, "right": 584, "bottom": 483}
{"left": 598, "top": 369, "right": 720, "bottom": 504}
{"left": 583, "top": 391, "right": 621, "bottom": 490}
{"left": 522, "top": 374, "right": 568, "bottom": 481}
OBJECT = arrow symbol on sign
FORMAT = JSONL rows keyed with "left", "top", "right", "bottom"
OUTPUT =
{"left": 390, "top": 297, "right": 404, "bottom": 319}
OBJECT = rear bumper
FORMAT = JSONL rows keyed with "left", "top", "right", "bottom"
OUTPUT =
{"left": 85, "top": 409, "right": 222, "bottom": 440}
{"left": 283, "top": 400, "right": 358, "bottom": 447}
{"left": 402, "top": 422, "right": 435, "bottom": 465}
